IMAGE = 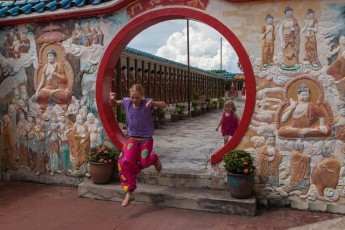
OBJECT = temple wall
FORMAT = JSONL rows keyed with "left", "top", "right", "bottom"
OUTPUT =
{"left": 0, "top": 0, "right": 345, "bottom": 211}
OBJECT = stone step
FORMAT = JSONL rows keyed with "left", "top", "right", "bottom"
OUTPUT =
{"left": 137, "top": 170, "right": 212, "bottom": 189}
{"left": 78, "top": 181, "right": 257, "bottom": 216}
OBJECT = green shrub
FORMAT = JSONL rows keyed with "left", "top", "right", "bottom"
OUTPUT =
{"left": 223, "top": 150, "right": 255, "bottom": 174}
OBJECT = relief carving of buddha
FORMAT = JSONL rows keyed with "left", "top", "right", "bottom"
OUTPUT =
{"left": 277, "top": 77, "right": 332, "bottom": 139}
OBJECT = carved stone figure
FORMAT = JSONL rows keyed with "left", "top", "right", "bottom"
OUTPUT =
{"left": 278, "top": 84, "right": 329, "bottom": 138}
{"left": 1, "top": 115, "right": 17, "bottom": 170}
{"left": 260, "top": 14, "right": 275, "bottom": 68}
{"left": 47, "top": 112, "right": 61, "bottom": 175}
{"left": 19, "top": 32, "right": 31, "bottom": 54}
{"left": 281, "top": 140, "right": 310, "bottom": 190}
{"left": 78, "top": 98, "right": 88, "bottom": 121}
{"left": 19, "top": 85, "right": 30, "bottom": 111}
{"left": 279, "top": 6, "right": 300, "bottom": 68}
{"left": 301, "top": 9, "right": 320, "bottom": 67}
{"left": 81, "top": 21, "right": 92, "bottom": 47}
{"left": 91, "top": 21, "right": 104, "bottom": 45}
{"left": 58, "top": 112, "right": 73, "bottom": 173}
{"left": 329, "top": 36, "right": 345, "bottom": 63}
{"left": 26, "top": 113, "right": 36, "bottom": 170}
{"left": 72, "top": 23, "right": 82, "bottom": 45}
{"left": 33, "top": 115, "right": 46, "bottom": 176}
{"left": 311, "top": 157, "right": 340, "bottom": 196}
{"left": 333, "top": 100, "right": 345, "bottom": 141}
{"left": 71, "top": 114, "right": 90, "bottom": 174}
{"left": 11, "top": 35, "right": 20, "bottom": 59}
{"left": 66, "top": 98, "right": 80, "bottom": 123}
{"left": 17, "top": 113, "right": 30, "bottom": 168}
{"left": 85, "top": 113, "right": 102, "bottom": 148}
{"left": 11, "top": 89, "right": 20, "bottom": 109}
{"left": 258, "top": 133, "right": 282, "bottom": 184}
{"left": 35, "top": 49, "right": 72, "bottom": 111}
{"left": 327, "top": 51, "right": 345, "bottom": 82}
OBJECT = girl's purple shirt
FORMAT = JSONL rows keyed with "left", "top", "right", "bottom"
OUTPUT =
{"left": 121, "top": 97, "right": 154, "bottom": 137}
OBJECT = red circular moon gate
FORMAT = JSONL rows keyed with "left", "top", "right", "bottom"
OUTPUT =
{"left": 96, "top": 8, "right": 256, "bottom": 164}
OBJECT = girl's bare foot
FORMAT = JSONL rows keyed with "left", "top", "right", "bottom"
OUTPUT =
{"left": 154, "top": 159, "right": 162, "bottom": 173}
{"left": 122, "top": 192, "right": 134, "bottom": 207}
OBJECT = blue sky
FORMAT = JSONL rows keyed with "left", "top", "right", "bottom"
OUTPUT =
{"left": 127, "top": 20, "right": 242, "bottom": 73}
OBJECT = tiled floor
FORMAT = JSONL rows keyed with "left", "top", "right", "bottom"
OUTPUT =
{"left": 0, "top": 180, "right": 343, "bottom": 230}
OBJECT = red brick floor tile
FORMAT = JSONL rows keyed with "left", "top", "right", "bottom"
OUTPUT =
{"left": 1, "top": 180, "right": 344, "bottom": 230}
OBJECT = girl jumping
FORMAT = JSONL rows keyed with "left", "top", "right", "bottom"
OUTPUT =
{"left": 109, "top": 84, "right": 167, "bottom": 207}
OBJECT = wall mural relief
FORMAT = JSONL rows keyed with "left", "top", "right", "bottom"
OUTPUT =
{"left": 0, "top": 12, "right": 127, "bottom": 178}
{"left": 1, "top": 0, "right": 345, "bottom": 208}
{"left": 227, "top": 4, "right": 345, "bottom": 205}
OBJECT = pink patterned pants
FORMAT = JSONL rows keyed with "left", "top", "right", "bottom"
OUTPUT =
{"left": 118, "top": 138, "right": 158, "bottom": 192}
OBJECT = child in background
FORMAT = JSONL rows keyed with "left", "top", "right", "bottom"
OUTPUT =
{"left": 215, "top": 100, "right": 239, "bottom": 145}
{"left": 109, "top": 84, "right": 167, "bottom": 207}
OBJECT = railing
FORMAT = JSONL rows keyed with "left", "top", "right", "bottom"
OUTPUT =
{"left": 112, "top": 47, "right": 244, "bottom": 121}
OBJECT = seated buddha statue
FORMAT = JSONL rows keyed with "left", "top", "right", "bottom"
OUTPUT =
{"left": 35, "top": 48, "right": 72, "bottom": 110}
{"left": 278, "top": 83, "right": 329, "bottom": 138}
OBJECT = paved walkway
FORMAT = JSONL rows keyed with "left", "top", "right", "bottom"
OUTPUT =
{"left": 149, "top": 99, "right": 245, "bottom": 174}
{"left": 1, "top": 180, "right": 343, "bottom": 230}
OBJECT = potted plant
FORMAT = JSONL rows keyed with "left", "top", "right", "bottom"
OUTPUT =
{"left": 176, "top": 104, "right": 186, "bottom": 120}
{"left": 211, "top": 99, "right": 218, "bottom": 110}
{"left": 200, "top": 103, "right": 205, "bottom": 114}
{"left": 218, "top": 97, "right": 225, "bottom": 109}
{"left": 223, "top": 150, "right": 255, "bottom": 199}
{"left": 87, "top": 144, "right": 119, "bottom": 184}
{"left": 191, "top": 100, "right": 199, "bottom": 117}
{"left": 157, "top": 107, "right": 166, "bottom": 125}
{"left": 170, "top": 109, "right": 179, "bottom": 122}
{"left": 205, "top": 98, "right": 211, "bottom": 111}
{"left": 152, "top": 108, "right": 160, "bottom": 129}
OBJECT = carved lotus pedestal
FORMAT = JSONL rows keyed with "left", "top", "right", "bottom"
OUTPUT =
{"left": 227, "top": 173, "right": 254, "bottom": 199}
{"left": 89, "top": 162, "right": 114, "bottom": 184}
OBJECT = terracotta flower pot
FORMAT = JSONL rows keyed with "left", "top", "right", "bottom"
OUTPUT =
{"left": 171, "top": 114, "right": 178, "bottom": 122}
{"left": 89, "top": 162, "right": 114, "bottom": 184}
{"left": 227, "top": 173, "right": 254, "bottom": 199}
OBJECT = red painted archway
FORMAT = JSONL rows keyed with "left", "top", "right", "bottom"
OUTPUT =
{"left": 96, "top": 8, "right": 256, "bottom": 164}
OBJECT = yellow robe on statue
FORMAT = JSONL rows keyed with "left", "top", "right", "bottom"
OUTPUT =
{"left": 2, "top": 121, "right": 17, "bottom": 170}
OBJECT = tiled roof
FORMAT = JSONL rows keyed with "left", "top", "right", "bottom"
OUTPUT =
{"left": 125, "top": 46, "right": 232, "bottom": 78}
{"left": 0, "top": 0, "right": 110, "bottom": 18}
{"left": 218, "top": 73, "right": 244, "bottom": 79}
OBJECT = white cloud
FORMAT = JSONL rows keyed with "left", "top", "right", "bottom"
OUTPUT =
{"left": 155, "top": 22, "right": 240, "bottom": 73}
{"left": 128, "top": 20, "right": 242, "bottom": 73}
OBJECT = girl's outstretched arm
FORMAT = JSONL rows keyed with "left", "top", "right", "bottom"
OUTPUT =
{"left": 152, "top": 101, "right": 167, "bottom": 109}
{"left": 109, "top": 92, "right": 122, "bottom": 107}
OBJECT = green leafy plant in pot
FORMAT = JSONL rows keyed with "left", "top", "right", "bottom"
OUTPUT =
{"left": 218, "top": 97, "right": 225, "bottom": 109}
{"left": 152, "top": 108, "right": 161, "bottom": 129}
{"left": 170, "top": 109, "right": 179, "bottom": 122}
{"left": 87, "top": 144, "right": 119, "bottom": 184}
{"left": 191, "top": 100, "right": 199, "bottom": 117}
{"left": 223, "top": 150, "right": 255, "bottom": 199}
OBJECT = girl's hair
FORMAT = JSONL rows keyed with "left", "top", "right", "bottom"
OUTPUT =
{"left": 224, "top": 100, "right": 236, "bottom": 112}
{"left": 129, "top": 84, "right": 145, "bottom": 96}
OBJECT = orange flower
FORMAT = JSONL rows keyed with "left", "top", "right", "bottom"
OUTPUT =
{"left": 243, "top": 161, "right": 248, "bottom": 165}
{"left": 244, "top": 168, "right": 249, "bottom": 174}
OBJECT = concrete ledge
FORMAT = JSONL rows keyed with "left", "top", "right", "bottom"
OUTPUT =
{"left": 137, "top": 170, "right": 211, "bottom": 188}
{"left": 5, "top": 168, "right": 87, "bottom": 187}
{"left": 291, "top": 199, "right": 345, "bottom": 214}
{"left": 288, "top": 216, "right": 345, "bottom": 230}
{"left": 78, "top": 181, "right": 257, "bottom": 216}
